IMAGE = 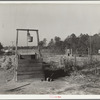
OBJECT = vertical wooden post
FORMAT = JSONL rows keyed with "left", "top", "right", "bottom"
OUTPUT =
{"left": 74, "top": 49, "right": 77, "bottom": 67}
{"left": 14, "top": 29, "right": 18, "bottom": 81}
{"left": 27, "top": 30, "right": 29, "bottom": 54}
{"left": 36, "top": 30, "right": 41, "bottom": 58}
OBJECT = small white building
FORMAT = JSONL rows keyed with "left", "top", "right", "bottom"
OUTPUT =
{"left": 65, "top": 48, "right": 72, "bottom": 56}
{"left": 98, "top": 49, "right": 100, "bottom": 54}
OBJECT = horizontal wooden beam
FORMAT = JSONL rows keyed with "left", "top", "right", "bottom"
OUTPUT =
{"left": 16, "top": 29, "right": 38, "bottom": 31}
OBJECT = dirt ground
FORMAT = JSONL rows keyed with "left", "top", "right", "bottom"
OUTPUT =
{"left": 0, "top": 55, "right": 100, "bottom": 94}
{"left": 0, "top": 68, "right": 100, "bottom": 95}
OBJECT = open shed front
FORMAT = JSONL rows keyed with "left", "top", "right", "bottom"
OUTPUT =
{"left": 16, "top": 52, "right": 44, "bottom": 81}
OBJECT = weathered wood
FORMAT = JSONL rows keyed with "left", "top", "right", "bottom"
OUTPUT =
{"left": 17, "top": 74, "right": 44, "bottom": 80}
{"left": 17, "top": 66, "right": 43, "bottom": 72}
{"left": 18, "top": 65, "right": 42, "bottom": 69}
{"left": 14, "top": 30, "right": 18, "bottom": 81}
{"left": 18, "top": 59, "right": 42, "bottom": 64}
{"left": 17, "top": 29, "right": 38, "bottom": 31}
{"left": 36, "top": 30, "right": 42, "bottom": 57}
{"left": 7, "top": 83, "right": 30, "bottom": 92}
{"left": 18, "top": 65, "right": 42, "bottom": 68}
{"left": 18, "top": 70, "right": 44, "bottom": 75}
{"left": 15, "top": 29, "right": 43, "bottom": 81}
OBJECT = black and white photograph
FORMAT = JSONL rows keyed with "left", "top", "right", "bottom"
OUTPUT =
{"left": 0, "top": 2, "right": 100, "bottom": 96}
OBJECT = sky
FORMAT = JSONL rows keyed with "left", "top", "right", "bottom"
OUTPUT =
{"left": 0, "top": 3, "right": 100, "bottom": 46}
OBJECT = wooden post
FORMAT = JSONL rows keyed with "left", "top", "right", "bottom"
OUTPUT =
{"left": 27, "top": 30, "right": 29, "bottom": 54}
{"left": 74, "top": 49, "right": 77, "bottom": 71}
{"left": 15, "top": 30, "right": 18, "bottom": 56}
{"left": 36, "top": 30, "right": 42, "bottom": 58}
{"left": 14, "top": 29, "right": 18, "bottom": 81}
{"left": 74, "top": 49, "right": 77, "bottom": 66}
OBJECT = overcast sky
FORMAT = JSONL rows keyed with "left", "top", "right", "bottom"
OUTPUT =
{"left": 0, "top": 3, "right": 100, "bottom": 46}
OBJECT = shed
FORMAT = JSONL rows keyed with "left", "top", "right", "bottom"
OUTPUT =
{"left": 14, "top": 29, "right": 44, "bottom": 81}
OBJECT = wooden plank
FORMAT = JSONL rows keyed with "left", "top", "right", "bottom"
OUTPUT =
{"left": 17, "top": 70, "right": 44, "bottom": 75}
{"left": 19, "top": 62, "right": 42, "bottom": 66}
{"left": 17, "top": 73, "right": 44, "bottom": 78}
{"left": 18, "top": 59, "right": 42, "bottom": 64}
{"left": 19, "top": 60, "right": 42, "bottom": 63}
{"left": 18, "top": 61, "right": 42, "bottom": 65}
{"left": 18, "top": 65, "right": 42, "bottom": 69}
{"left": 18, "top": 64, "right": 42, "bottom": 68}
{"left": 17, "top": 29, "right": 38, "bottom": 31}
{"left": 17, "top": 74, "right": 44, "bottom": 80}
{"left": 17, "top": 66, "right": 43, "bottom": 72}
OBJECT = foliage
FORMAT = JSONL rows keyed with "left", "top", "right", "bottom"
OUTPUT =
{"left": 39, "top": 38, "right": 47, "bottom": 49}
{"left": 0, "top": 42, "right": 3, "bottom": 54}
{"left": 0, "top": 42, "right": 3, "bottom": 50}
{"left": 47, "top": 33, "right": 100, "bottom": 55}
{"left": 48, "top": 36, "right": 65, "bottom": 54}
{"left": 7, "top": 32, "right": 100, "bottom": 55}
{"left": 48, "top": 38, "right": 55, "bottom": 50}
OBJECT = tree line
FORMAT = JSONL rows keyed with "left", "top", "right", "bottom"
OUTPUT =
{"left": 39, "top": 33, "right": 100, "bottom": 55}
{"left": 1, "top": 33, "right": 100, "bottom": 55}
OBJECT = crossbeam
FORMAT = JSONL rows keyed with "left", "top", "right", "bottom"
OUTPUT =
{"left": 16, "top": 29, "right": 38, "bottom": 31}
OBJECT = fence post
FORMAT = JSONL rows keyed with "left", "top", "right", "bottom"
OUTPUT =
{"left": 74, "top": 49, "right": 77, "bottom": 71}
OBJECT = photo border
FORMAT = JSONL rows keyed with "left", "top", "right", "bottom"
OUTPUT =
{"left": 0, "top": 1, "right": 100, "bottom": 99}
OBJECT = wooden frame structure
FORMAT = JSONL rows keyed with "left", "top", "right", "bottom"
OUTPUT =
{"left": 14, "top": 29, "right": 41, "bottom": 81}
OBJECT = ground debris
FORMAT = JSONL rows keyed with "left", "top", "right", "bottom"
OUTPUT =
{"left": 6, "top": 83, "right": 31, "bottom": 92}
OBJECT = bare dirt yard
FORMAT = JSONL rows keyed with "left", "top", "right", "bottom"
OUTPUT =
{"left": 0, "top": 55, "right": 100, "bottom": 94}
{"left": 0, "top": 70, "right": 100, "bottom": 95}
